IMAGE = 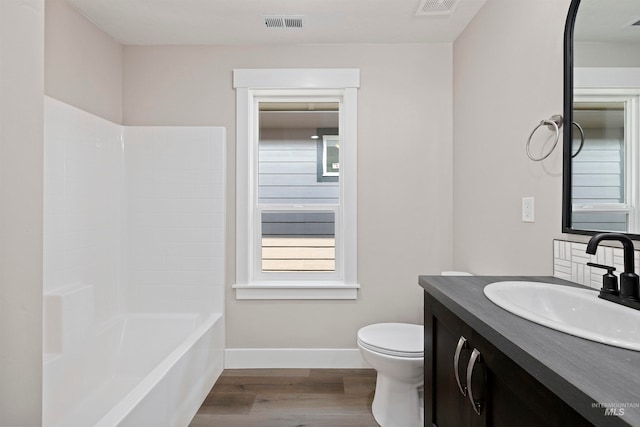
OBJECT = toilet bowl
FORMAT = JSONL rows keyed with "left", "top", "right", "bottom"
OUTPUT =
{"left": 357, "top": 323, "right": 423, "bottom": 427}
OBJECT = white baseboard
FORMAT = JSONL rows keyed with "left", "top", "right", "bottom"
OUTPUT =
{"left": 224, "top": 348, "right": 370, "bottom": 369}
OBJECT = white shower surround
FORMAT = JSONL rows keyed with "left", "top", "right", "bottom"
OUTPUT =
{"left": 43, "top": 97, "right": 225, "bottom": 426}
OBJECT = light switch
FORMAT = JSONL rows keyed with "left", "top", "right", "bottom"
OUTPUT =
{"left": 522, "top": 197, "right": 535, "bottom": 222}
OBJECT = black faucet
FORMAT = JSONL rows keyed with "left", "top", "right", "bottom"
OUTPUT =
{"left": 586, "top": 233, "right": 640, "bottom": 310}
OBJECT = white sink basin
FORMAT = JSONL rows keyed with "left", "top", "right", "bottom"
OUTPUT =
{"left": 484, "top": 281, "right": 640, "bottom": 351}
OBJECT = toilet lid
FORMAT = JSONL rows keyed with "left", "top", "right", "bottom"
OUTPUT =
{"left": 357, "top": 323, "right": 423, "bottom": 357}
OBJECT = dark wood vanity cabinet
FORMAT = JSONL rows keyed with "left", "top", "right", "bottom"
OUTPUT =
{"left": 424, "top": 293, "right": 592, "bottom": 427}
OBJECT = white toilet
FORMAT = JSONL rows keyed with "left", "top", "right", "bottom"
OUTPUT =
{"left": 357, "top": 322, "right": 423, "bottom": 427}
{"left": 441, "top": 271, "right": 473, "bottom": 276}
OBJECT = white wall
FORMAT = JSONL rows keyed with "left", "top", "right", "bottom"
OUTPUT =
{"left": 123, "top": 44, "right": 454, "bottom": 349}
{"left": 452, "top": 0, "right": 572, "bottom": 275}
{"left": 0, "top": 0, "right": 44, "bottom": 424}
{"left": 45, "top": 0, "right": 123, "bottom": 123}
{"left": 574, "top": 43, "right": 640, "bottom": 68}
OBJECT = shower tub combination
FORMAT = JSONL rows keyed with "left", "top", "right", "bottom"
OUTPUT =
{"left": 43, "top": 99, "right": 227, "bottom": 426}
{"left": 43, "top": 286, "right": 223, "bottom": 427}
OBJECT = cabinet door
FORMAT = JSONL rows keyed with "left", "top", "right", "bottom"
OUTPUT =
{"left": 426, "top": 296, "right": 486, "bottom": 427}
{"left": 425, "top": 294, "right": 592, "bottom": 427}
{"left": 472, "top": 331, "right": 593, "bottom": 427}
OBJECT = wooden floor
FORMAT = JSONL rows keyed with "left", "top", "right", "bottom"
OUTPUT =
{"left": 189, "top": 369, "right": 380, "bottom": 427}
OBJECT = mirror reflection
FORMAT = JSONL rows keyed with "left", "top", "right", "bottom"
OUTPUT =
{"left": 567, "top": 0, "right": 640, "bottom": 235}
{"left": 572, "top": 99, "right": 629, "bottom": 231}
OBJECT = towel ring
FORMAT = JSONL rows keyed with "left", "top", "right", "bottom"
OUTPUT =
{"left": 571, "top": 121, "right": 585, "bottom": 158}
{"left": 526, "top": 114, "right": 563, "bottom": 161}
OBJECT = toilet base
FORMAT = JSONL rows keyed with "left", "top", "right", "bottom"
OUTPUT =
{"left": 371, "top": 373, "right": 423, "bottom": 427}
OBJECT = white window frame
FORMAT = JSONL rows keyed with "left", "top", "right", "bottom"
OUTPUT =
{"left": 233, "top": 69, "right": 360, "bottom": 300}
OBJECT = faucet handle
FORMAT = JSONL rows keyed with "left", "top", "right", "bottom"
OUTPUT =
{"left": 587, "top": 262, "right": 619, "bottom": 295}
{"left": 587, "top": 262, "right": 615, "bottom": 273}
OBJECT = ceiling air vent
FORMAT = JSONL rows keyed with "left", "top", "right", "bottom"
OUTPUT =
{"left": 264, "top": 15, "right": 304, "bottom": 29}
{"left": 415, "top": 0, "right": 460, "bottom": 16}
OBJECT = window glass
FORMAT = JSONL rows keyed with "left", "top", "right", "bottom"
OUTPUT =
{"left": 258, "top": 101, "right": 339, "bottom": 273}
{"left": 323, "top": 135, "right": 340, "bottom": 176}
{"left": 261, "top": 211, "right": 335, "bottom": 272}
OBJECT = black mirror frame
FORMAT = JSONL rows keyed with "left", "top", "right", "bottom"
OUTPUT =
{"left": 561, "top": 0, "right": 640, "bottom": 239}
{"left": 562, "top": 0, "right": 582, "bottom": 236}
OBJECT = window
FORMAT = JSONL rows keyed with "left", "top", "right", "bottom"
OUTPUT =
{"left": 322, "top": 135, "right": 340, "bottom": 177}
{"left": 315, "top": 128, "right": 339, "bottom": 183}
{"left": 233, "top": 69, "right": 360, "bottom": 299}
{"left": 257, "top": 100, "right": 338, "bottom": 275}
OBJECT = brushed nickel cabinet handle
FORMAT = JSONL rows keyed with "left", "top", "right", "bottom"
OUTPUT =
{"left": 466, "top": 348, "right": 483, "bottom": 415}
{"left": 453, "top": 336, "right": 468, "bottom": 396}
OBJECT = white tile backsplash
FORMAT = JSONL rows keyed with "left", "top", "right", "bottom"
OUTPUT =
{"left": 553, "top": 239, "right": 640, "bottom": 289}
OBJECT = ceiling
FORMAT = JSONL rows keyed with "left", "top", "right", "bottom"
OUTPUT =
{"left": 65, "top": 0, "right": 487, "bottom": 45}
{"left": 574, "top": 0, "right": 640, "bottom": 44}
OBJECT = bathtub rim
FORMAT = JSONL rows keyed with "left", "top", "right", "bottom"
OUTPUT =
{"left": 93, "top": 312, "right": 222, "bottom": 427}
{"left": 42, "top": 312, "right": 222, "bottom": 427}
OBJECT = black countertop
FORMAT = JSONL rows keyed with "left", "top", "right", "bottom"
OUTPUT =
{"left": 419, "top": 275, "right": 640, "bottom": 427}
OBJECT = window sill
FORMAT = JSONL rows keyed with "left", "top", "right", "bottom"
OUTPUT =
{"left": 232, "top": 282, "right": 360, "bottom": 300}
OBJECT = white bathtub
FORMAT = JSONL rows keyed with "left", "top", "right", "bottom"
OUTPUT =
{"left": 43, "top": 312, "right": 224, "bottom": 427}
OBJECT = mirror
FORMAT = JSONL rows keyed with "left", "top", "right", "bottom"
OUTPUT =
{"left": 564, "top": 0, "right": 640, "bottom": 238}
